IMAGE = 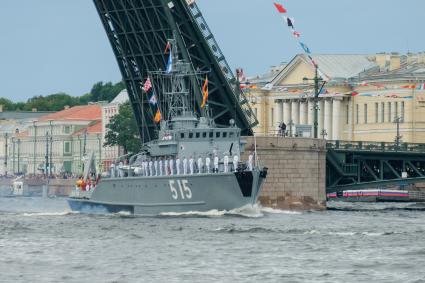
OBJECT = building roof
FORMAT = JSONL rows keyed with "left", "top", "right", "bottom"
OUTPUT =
{"left": 302, "top": 54, "right": 377, "bottom": 80}
{"left": 0, "top": 111, "right": 53, "bottom": 121}
{"left": 110, "top": 89, "right": 129, "bottom": 104}
{"left": 38, "top": 105, "right": 102, "bottom": 122}
{"left": 72, "top": 120, "right": 102, "bottom": 136}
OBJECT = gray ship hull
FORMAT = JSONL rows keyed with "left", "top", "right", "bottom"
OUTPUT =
{"left": 68, "top": 170, "right": 266, "bottom": 215}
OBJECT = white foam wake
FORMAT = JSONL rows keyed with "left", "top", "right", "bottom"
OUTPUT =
{"left": 260, "top": 206, "right": 302, "bottom": 215}
{"left": 22, "top": 210, "right": 78, "bottom": 217}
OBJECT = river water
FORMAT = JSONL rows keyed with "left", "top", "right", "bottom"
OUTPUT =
{"left": 0, "top": 198, "right": 424, "bottom": 283}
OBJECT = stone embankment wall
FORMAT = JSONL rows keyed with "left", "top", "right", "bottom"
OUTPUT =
{"left": 242, "top": 136, "right": 327, "bottom": 210}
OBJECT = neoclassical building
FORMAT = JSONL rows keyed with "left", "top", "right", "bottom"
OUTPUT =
{"left": 247, "top": 52, "right": 425, "bottom": 143}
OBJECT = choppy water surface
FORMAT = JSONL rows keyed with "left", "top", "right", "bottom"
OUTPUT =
{"left": 0, "top": 198, "right": 425, "bottom": 283}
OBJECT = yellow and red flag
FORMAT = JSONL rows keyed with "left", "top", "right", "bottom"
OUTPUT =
{"left": 201, "top": 76, "right": 209, "bottom": 108}
{"left": 154, "top": 109, "right": 162, "bottom": 123}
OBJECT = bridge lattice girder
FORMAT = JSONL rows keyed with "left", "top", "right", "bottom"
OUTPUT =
{"left": 327, "top": 146, "right": 425, "bottom": 193}
{"left": 93, "top": 0, "right": 257, "bottom": 142}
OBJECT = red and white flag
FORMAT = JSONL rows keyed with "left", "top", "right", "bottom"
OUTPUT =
{"left": 143, "top": 78, "right": 152, "bottom": 92}
{"left": 293, "top": 30, "right": 301, "bottom": 38}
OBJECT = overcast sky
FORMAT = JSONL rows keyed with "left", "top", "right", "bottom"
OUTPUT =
{"left": 1, "top": 0, "right": 424, "bottom": 102}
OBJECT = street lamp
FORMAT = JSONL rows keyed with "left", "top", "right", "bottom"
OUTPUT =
{"left": 48, "top": 120, "right": 53, "bottom": 177}
{"left": 97, "top": 133, "right": 102, "bottom": 173}
{"left": 33, "top": 120, "right": 37, "bottom": 175}
{"left": 394, "top": 116, "right": 403, "bottom": 149}
{"left": 4, "top": 133, "right": 8, "bottom": 176}
{"left": 303, "top": 64, "right": 326, "bottom": 139}
{"left": 17, "top": 139, "right": 21, "bottom": 175}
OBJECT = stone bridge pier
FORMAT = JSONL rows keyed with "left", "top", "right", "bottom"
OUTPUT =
{"left": 242, "top": 136, "right": 327, "bottom": 210}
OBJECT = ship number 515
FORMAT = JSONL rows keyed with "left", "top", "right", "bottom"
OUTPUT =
{"left": 169, "top": 180, "right": 192, "bottom": 200}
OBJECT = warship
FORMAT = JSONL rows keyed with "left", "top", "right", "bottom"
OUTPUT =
{"left": 68, "top": 39, "right": 267, "bottom": 215}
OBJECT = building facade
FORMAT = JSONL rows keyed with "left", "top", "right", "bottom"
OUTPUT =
{"left": 247, "top": 52, "right": 425, "bottom": 143}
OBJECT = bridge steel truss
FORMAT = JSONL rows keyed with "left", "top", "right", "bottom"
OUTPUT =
{"left": 93, "top": 0, "right": 258, "bottom": 142}
{"left": 326, "top": 141, "right": 425, "bottom": 193}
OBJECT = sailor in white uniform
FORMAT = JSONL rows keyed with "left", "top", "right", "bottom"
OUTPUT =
{"left": 169, "top": 158, "right": 174, "bottom": 176}
{"left": 143, "top": 160, "right": 148, "bottom": 176}
{"left": 149, "top": 160, "right": 153, "bottom": 176}
{"left": 159, "top": 158, "right": 163, "bottom": 176}
{"left": 214, "top": 155, "right": 219, "bottom": 173}
{"left": 110, "top": 163, "right": 115, "bottom": 178}
{"left": 164, "top": 158, "right": 169, "bottom": 176}
{"left": 183, "top": 157, "right": 188, "bottom": 175}
{"left": 176, "top": 157, "right": 181, "bottom": 175}
{"left": 205, "top": 157, "right": 211, "bottom": 174}
{"left": 197, "top": 157, "right": 203, "bottom": 174}
{"left": 189, "top": 157, "right": 194, "bottom": 175}
{"left": 223, "top": 155, "right": 229, "bottom": 173}
{"left": 154, "top": 159, "right": 159, "bottom": 176}
{"left": 233, "top": 155, "right": 239, "bottom": 172}
{"left": 248, "top": 154, "right": 253, "bottom": 171}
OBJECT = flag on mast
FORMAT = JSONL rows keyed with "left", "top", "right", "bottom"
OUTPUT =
{"left": 164, "top": 41, "right": 171, "bottom": 54}
{"left": 142, "top": 78, "right": 152, "bottom": 92}
{"left": 166, "top": 53, "right": 173, "bottom": 73}
{"left": 149, "top": 92, "right": 157, "bottom": 105}
{"left": 154, "top": 109, "right": 162, "bottom": 123}
{"left": 201, "top": 76, "right": 209, "bottom": 108}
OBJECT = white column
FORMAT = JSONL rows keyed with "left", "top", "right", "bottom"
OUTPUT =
{"left": 332, "top": 99, "right": 341, "bottom": 140}
{"left": 299, "top": 101, "right": 307, "bottom": 125}
{"left": 275, "top": 100, "right": 283, "bottom": 125}
{"left": 307, "top": 99, "right": 314, "bottom": 126}
{"left": 291, "top": 100, "right": 299, "bottom": 125}
{"left": 324, "top": 99, "right": 333, "bottom": 139}
{"left": 283, "top": 100, "right": 291, "bottom": 125}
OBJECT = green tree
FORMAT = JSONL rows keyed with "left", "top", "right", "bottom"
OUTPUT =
{"left": 104, "top": 102, "right": 141, "bottom": 154}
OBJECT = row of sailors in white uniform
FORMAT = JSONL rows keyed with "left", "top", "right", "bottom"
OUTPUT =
{"left": 114, "top": 155, "right": 254, "bottom": 177}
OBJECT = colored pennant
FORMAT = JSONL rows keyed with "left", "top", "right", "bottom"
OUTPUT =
{"left": 417, "top": 83, "right": 425, "bottom": 90}
{"left": 154, "top": 109, "right": 162, "bottom": 123}
{"left": 274, "top": 3, "right": 287, "bottom": 13}
{"left": 166, "top": 53, "right": 173, "bottom": 73}
{"left": 164, "top": 41, "right": 171, "bottom": 54}
{"left": 201, "top": 76, "right": 209, "bottom": 108}
{"left": 401, "top": 84, "right": 416, "bottom": 89}
{"left": 149, "top": 92, "right": 157, "bottom": 105}
{"left": 143, "top": 78, "right": 152, "bottom": 92}
{"left": 299, "top": 42, "right": 311, "bottom": 54}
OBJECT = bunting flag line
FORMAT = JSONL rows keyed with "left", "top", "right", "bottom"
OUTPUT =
{"left": 166, "top": 53, "right": 173, "bottom": 73}
{"left": 273, "top": 2, "right": 287, "bottom": 13}
{"left": 417, "top": 83, "right": 425, "bottom": 90}
{"left": 143, "top": 78, "right": 152, "bottom": 92}
{"left": 201, "top": 76, "right": 209, "bottom": 108}
{"left": 154, "top": 109, "right": 162, "bottom": 124}
{"left": 401, "top": 84, "right": 416, "bottom": 89}
{"left": 274, "top": 2, "right": 318, "bottom": 70}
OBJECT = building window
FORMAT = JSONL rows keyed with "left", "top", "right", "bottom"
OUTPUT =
{"left": 375, "top": 103, "right": 379, "bottom": 123}
{"left": 189, "top": 133, "right": 193, "bottom": 138}
{"left": 388, "top": 102, "right": 392, "bottom": 122}
{"left": 64, "top": 125, "right": 72, "bottom": 134}
{"left": 346, "top": 104, "right": 349, "bottom": 124}
{"left": 64, "top": 141, "right": 71, "bottom": 155}
{"left": 401, "top": 102, "right": 405, "bottom": 122}
{"left": 195, "top": 133, "right": 200, "bottom": 138}
{"left": 364, "top": 104, "right": 368, "bottom": 124}
{"left": 381, "top": 102, "right": 385, "bottom": 123}
{"left": 202, "top": 132, "right": 207, "bottom": 138}
{"left": 223, "top": 132, "right": 228, "bottom": 138}
{"left": 216, "top": 132, "right": 221, "bottom": 138}
{"left": 356, "top": 104, "right": 359, "bottom": 124}
{"left": 180, "top": 133, "right": 185, "bottom": 139}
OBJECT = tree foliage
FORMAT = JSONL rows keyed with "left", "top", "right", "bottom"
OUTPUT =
{"left": 104, "top": 102, "right": 141, "bottom": 154}
{"left": 0, "top": 81, "right": 125, "bottom": 112}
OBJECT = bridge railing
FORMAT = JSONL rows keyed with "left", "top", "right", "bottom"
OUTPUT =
{"left": 326, "top": 140, "right": 425, "bottom": 153}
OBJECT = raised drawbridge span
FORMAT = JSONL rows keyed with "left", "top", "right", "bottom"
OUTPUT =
{"left": 93, "top": 0, "right": 258, "bottom": 142}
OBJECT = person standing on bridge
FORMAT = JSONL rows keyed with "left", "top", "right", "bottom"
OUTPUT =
{"left": 189, "top": 156, "right": 194, "bottom": 175}
{"left": 176, "top": 157, "right": 181, "bottom": 175}
{"left": 183, "top": 156, "right": 188, "bottom": 175}
{"left": 205, "top": 156, "right": 211, "bottom": 174}
{"left": 214, "top": 155, "right": 219, "bottom": 173}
